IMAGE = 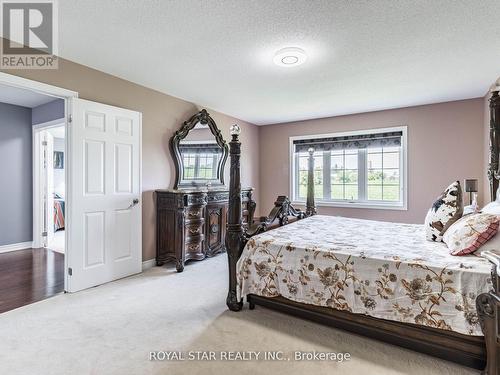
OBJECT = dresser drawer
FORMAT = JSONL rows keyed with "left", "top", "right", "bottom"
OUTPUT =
{"left": 207, "top": 191, "right": 229, "bottom": 203}
{"left": 185, "top": 193, "right": 207, "bottom": 206}
{"left": 184, "top": 236, "right": 205, "bottom": 259}
{"left": 185, "top": 207, "right": 204, "bottom": 221}
{"left": 185, "top": 238, "right": 204, "bottom": 250}
{"left": 185, "top": 221, "right": 204, "bottom": 238}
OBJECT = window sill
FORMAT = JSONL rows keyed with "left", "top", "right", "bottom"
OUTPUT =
{"left": 292, "top": 200, "right": 407, "bottom": 211}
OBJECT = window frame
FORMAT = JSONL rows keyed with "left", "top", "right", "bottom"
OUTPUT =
{"left": 289, "top": 126, "right": 408, "bottom": 210}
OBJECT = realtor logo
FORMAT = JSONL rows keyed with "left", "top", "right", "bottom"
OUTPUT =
{"left": 0, "top": 0, "right": 58, "bottom": 69}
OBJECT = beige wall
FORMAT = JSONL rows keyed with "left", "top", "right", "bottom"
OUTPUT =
{"left": 1, "top": 59, "right": 260, "bottom": 261}
{"left": 3, "top": 57, "right": 494, "bottom": 259}
{"left": 259, "top": 99, "right": 485, "bottom": 224}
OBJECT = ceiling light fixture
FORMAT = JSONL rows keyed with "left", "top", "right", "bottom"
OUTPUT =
{"left": 273, "top": 47, "right": 307, "bottom": 67}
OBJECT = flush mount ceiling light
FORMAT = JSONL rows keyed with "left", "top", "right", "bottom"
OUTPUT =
{"left": 273, "top": 47, "right": 307, "bottom": 67}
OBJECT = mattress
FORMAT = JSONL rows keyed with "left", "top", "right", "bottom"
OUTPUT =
{"left": 237, "top": 215, "right": 493, "bottom": 335}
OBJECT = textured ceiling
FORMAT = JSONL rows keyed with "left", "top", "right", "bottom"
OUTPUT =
{"left": 58, "top": 0, "right": 500, "bottom": 125}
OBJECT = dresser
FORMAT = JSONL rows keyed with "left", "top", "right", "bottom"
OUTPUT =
{"left": 155, "top": 188, "right": 255, "bottom": 272}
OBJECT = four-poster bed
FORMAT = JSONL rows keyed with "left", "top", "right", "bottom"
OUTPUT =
{"left": 224, "top": 91, "right": 500, "bottom": 373}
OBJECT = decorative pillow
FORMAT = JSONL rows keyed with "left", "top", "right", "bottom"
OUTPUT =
{"left": 443, "top": 213, "right": 499, "bottom": 256}
{"left": 479, "top": 231, "right": 500, "bottom": 252}
{"left": 481, "top": 201, "right": 500, "bottom": 215}
{"left": 424, "top": 181, "right": 463, "bottom": 242}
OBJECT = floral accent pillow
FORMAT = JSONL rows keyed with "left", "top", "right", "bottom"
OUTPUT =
{"left": 443, "top": 213, "right": 499, "bottom": 256}
{"left": 424, "top": 181, "right": 463, "bottom": 242}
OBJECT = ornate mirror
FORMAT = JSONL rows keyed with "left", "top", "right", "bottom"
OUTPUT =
{"left": 171, "top": 109, "right": 228, "bottom": 189}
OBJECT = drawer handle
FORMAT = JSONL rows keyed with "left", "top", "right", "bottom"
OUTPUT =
{"left": 189, "top": 228, "right": 200, "bottom": 235}
{"left": 188, "top": 243, "right": 199, "bottom": 251}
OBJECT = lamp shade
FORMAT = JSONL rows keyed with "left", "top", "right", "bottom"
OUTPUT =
{"left": 464, "top": 179, "right": 478, "bottom": 193}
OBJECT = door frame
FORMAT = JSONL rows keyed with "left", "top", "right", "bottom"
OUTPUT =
{"left": 33, "top": 119, "right": 65, "bottom": 249}
{"left": 0, "top": 72, "right": 78, "bottom": 292}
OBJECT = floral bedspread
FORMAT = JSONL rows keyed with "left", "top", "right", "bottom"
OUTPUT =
{"left": 237, "top": 215, "right": 493, "bottom": 335}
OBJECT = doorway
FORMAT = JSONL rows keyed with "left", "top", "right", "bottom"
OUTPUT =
{"left": 0, "top": 72, "right": 143, "bottom": 300}
{"left": 0, "top": 77, "right": 74, "bottom": 313}
{"left": 33, "top": 124, "right": 66, "bottom": 255}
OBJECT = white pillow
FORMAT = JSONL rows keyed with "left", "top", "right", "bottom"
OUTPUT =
{"left": 478, "top": 231, "right": 500, "bottom": 252}
{"left": 443, "top": 213, "right": 499, "bottom": 256}
{"left": 479, "top": 202, "right": 500, "bottom": 252}
{"left": 481, "top": 201, "right": 500, "bottom": 215}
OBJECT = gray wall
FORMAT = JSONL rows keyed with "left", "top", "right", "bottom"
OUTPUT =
{"left": 32, "top": 99, "right": 64, "bottom": 125}
{"left": 0, "top": 102, "right": 33, "bottom": 246}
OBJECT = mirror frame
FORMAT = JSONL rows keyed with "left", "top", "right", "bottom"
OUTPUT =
{"left": 170, "top": 109, "right": 229, "bottom": 189}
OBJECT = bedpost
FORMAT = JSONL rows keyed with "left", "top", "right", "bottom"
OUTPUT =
{"left": 479, "top": 86, "right": 500, "bottom": 374}
{"left": 476, "top": 251, "right": 500, "bottom": 375}
{"left": 488, "top": 90, "right": 500, "bottom": 202}
{"left": 306, "top": 147, "right": 317, "bottom": 216}
{"left": 225, "top": 124, "right": 244, "bottom": 312}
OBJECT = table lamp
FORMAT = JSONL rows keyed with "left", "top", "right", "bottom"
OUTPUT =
{"left": 464, "top": 179, "right": 478, "bottom": 205}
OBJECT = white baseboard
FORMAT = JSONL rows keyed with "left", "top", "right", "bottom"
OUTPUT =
{"left": 0, "top": 241, "right": 33, "bottom": 254}
{"left": 142, "top": 258, "right": 156, "bottom": 271}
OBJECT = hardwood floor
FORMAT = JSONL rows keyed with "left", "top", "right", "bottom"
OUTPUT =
{"left": 0, "top": 248, "right": 64, "bottom": 314}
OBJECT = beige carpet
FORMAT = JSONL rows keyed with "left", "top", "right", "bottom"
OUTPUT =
{"left": 0, "top": 254, "right": 478, "bottom": 375}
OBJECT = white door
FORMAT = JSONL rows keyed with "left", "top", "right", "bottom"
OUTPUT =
{"left": 67, "top": 98, "right": 142, "bottom": 292}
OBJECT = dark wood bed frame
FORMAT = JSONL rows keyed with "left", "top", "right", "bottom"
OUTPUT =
{"left": 225, "top": 91, "right": 500, "bottom": 374}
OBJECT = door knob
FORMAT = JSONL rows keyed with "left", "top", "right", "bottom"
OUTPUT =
{"left": 126, "top": 198, "right": 140, "bottom": 209}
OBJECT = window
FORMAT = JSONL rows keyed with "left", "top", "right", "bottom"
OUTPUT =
{"left": 291, "top": 127, "right": 407, "bottom": 209}
{"left": 180, "top": 143, "right": 221, "bottom": 180}
{"left": 182, "top": 152, "right": 218, "bottom": 179}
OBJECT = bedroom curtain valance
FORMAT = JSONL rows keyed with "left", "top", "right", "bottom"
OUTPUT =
{"left": 293, "top": 131, "right": 403, "bottom": 153}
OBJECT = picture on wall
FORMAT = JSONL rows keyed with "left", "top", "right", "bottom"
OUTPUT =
{"left": 54, "top": 151, "right": 64, "bottom": 169}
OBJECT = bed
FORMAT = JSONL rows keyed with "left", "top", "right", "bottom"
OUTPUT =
{"left": 224, "top": 89, "right": 500, "bottom": 374}
{"left": 237, "top": 215, "right": 492, "bottom": 336}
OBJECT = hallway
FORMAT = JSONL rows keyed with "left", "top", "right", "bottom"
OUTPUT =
{"left": 0, "top": 248, "right": 64, "bottom": 314}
